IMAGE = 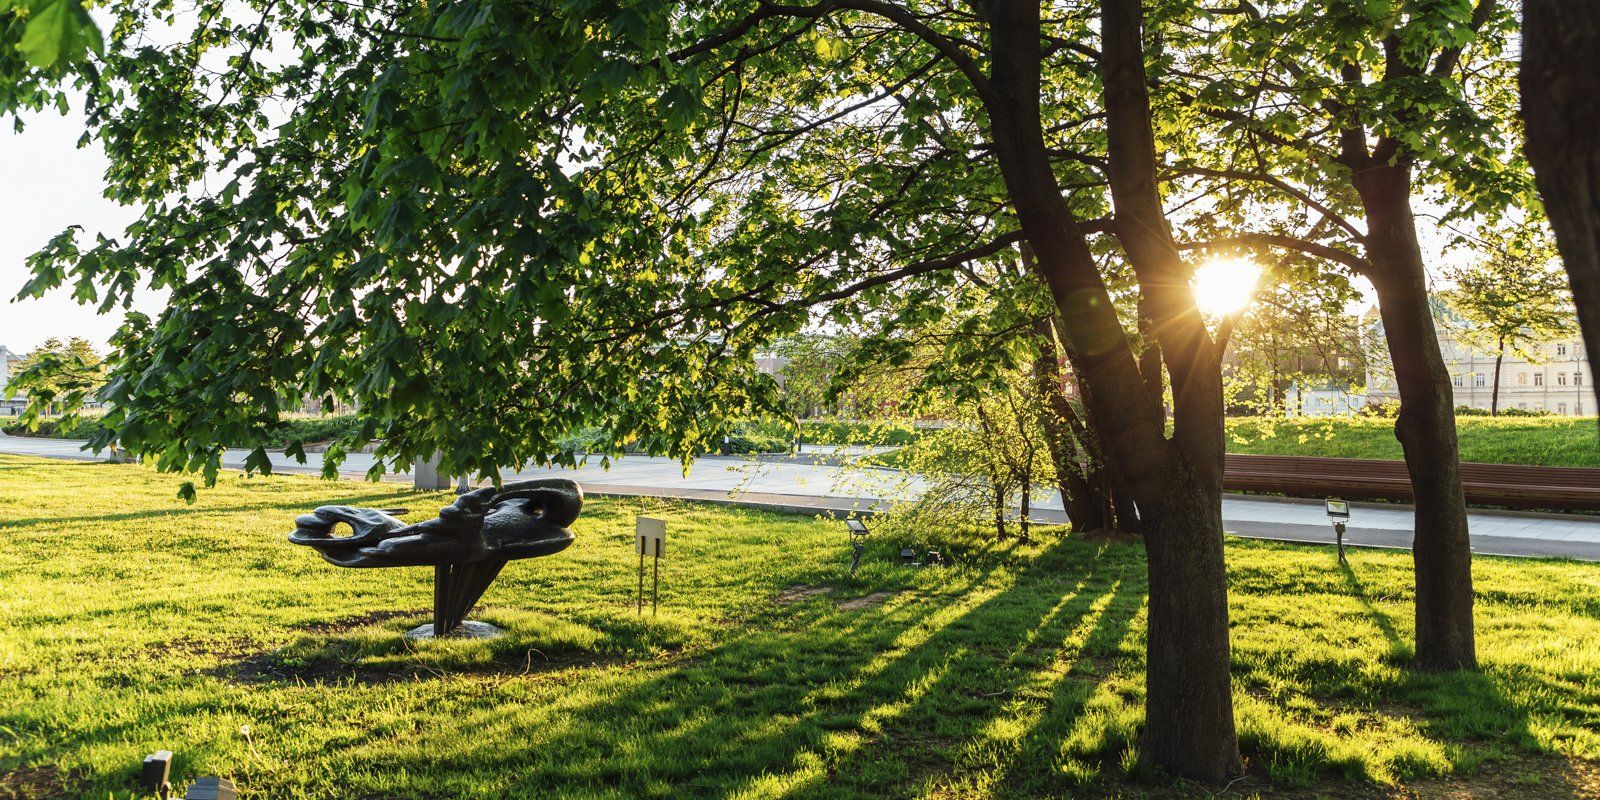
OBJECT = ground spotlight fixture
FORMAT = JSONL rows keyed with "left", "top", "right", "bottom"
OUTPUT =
{"left": 184, "top": 777, "right": 238, "bottom": 800}
{"left": 900, "top": 547, "right": 918, "bottom": 566}
{"left": 846, "top": 518, "right": 869, "bottom": 575}
{"left": 1325, "top": 497, "right": 1350, "bottom": 565}
{"left": 140, "top": 751, "right": 173, "bottom": 798}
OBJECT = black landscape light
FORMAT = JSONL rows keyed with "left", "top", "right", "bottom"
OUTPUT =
{"left": 140, "top": 751, "right": 173, "bottom": 798}
{"left": 900, "top": 547, "right": 918, "bottom": 566}
{"left": 1325, "top": 497, "right": 1350, "bottom": 565}
{"left": 184, "top": 776, "right": 238, "bottom": 800}
{"left": 846, "top": 518, "right": 870, "bottom": 575}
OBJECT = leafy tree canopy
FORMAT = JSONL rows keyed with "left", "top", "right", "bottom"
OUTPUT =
{"left": 15, "top": 0, "right": 1133, "bottom": 493}
{"left": 1161, "top": 0, "right": 1526, "bottom": 272}
{"left": 1443, "top": 219, "right": 1575, "bottom": 362}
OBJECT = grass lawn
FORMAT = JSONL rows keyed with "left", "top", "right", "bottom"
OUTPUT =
{"left": 867, "top": 415, "right": 1600, "bottom": 470}
{"left": 1, "top": 454, "right": 1598, "bottom": 799}
{"left": 1224, "top": 416, "right": 1600, "bottom": 467}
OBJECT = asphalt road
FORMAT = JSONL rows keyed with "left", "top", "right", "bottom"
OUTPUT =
{"left": 4, "top": 430, "right": 1598, "bottom": 561}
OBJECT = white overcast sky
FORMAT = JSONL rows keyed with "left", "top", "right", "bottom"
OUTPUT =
{"left": 1, "top": 105, "right": 166, "bottom": 353}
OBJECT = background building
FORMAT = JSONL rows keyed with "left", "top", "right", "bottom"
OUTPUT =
{"left": 0, "top": 345, "right": 25, "bottom": 415}
{"left": 1364, "top": 306, "right": 1595, "bottom": 415}
{"left": 1284, "top": 381, "right": 1368, "bottom": 416}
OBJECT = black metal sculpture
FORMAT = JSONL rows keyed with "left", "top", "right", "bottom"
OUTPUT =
{"left": 289, "top": 479, "right": 582, "bottom": 638}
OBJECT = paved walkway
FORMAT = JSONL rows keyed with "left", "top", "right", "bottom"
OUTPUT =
{"left": 4, "top": 430, "right": 1599, "bottom": 560}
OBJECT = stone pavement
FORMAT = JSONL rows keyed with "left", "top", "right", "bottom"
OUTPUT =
{"left": 4, "top": 429, "right": 1598, "bottom": 561}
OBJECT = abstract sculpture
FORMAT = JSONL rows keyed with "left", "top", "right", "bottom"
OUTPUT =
{"left": 289, "top": 478, "right": 582, "bottom": 638}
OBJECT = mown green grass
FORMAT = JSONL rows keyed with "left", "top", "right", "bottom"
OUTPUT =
{"left": 1, "top": 454, "right": 1597, "bottom": 799}
{"left": 1225, "top": 415, "right": 1600, "bottom": 467}
{"left": 868, "top": 415, "right": 1600, "bottom": 470}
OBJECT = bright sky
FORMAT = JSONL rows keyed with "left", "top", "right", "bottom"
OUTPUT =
{"left": 0, "top": 106, "right": 167, "bottom": 353}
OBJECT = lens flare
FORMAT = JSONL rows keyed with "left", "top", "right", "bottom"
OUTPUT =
{"left": 1191, "top": 256, "right": 1262, "bottom": 316}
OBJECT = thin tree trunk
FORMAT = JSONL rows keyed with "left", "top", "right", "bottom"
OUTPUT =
{"left": 994, "top": 487, "right": 1008, "bottom": 540}
{"left": 1018, "top": 475, "right": 1032, "bottom": 541}
{"left": 1030, "top": 316, "right": 1109, "bottom": 532}
{"left": 975, "top": 403, "right": 1008, "bottom": 539}
{"left": 1523, "top": 2, "right": 1600, "bottom": 415}
{"left": 1355, "top": 163, "right": 1477, "bottom": 671}
{"left": 1491, "top": 336, "right": 1505, "bottom": 416}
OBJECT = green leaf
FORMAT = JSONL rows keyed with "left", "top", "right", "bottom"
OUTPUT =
{"left": 15, "top": 0, "right": 103, "bottom": 68}
{"left": 244, "top": 446, "right": 273, "bottom": 476}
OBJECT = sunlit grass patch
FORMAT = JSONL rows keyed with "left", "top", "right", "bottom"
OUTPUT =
{"left": 0, "top": 454, "right": 1596, "bottom": 798}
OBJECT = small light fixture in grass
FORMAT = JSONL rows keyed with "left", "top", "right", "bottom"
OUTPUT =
{"left": 900, "top": 547, "right": 918, "bottom": 566}
{"left": 846, "top": 518, "right": 869, "bottom": 575}
{"left": 140, "top": 750, "right": 173, "bottom": 798}
{"left": 1326, "top": 497, "right": 1351, "bottom": 565}
{"left": 183, "top": 777, "right": 238, "bottom": 800}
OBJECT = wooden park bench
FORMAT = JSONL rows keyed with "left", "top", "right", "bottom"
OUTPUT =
{"left": 1223, "top": 454, "right": 1600, "bottom": 512}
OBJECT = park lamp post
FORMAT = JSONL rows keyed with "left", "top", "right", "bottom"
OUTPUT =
{"left": 1325, "top": 497, "right": 1350, "bottom": 565}
{"left": 846, "top": 518, "right": 869, "bottom": 575}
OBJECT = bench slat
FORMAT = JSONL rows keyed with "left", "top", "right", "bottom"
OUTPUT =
{"left": 1222, "top": 454, "right": 1600, "bottom": 511}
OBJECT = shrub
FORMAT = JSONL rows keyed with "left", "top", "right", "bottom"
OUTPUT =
{"left": 722, "top": 429, "right": 790, "bottom": 454}
{"left": 1, "top": 416, "right": 111, "bottom": 439}
{"left": 1459, "top": 406, "right": 1555, "bottom": 419}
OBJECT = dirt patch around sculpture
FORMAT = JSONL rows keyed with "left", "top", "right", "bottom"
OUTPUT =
{"left": 208, "top": 609, "right": 681, "bottom": 686}
{"left": 774, "top": 584, "right": 832, "bottom": 604}
{"left": 0, "top": 764, "right": 76, "bottom": 800}
{"left": 837, "top": 591, "right": 896, "bottom": 611}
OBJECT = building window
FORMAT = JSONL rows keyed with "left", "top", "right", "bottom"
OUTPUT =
{"left": 1474, "top": 374, "right": 1487, "bottom": 387}
{"left": 1453, "top": 374, "right": 1464, "bottom": 387}
{"left": 1535, "top": 373, "right": 1544, "bottom": 387}
{"left": 1518, "top": 372, "right": 1529, "bottom": 386}
{"left": 1559, "top": 373, "right": 1568, "bottom": 386}
{"left": 1577, "top": 373, "right": 1585, "bottom": 386}
{"left": 1559, "top": 403, "right": 1568, "bottom": 415}
{"left": 1558, "top": 343, "right": 1569, "bottom": 356}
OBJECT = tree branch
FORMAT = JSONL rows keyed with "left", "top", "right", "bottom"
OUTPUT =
{"left": 671, "top": 1, "right": 993, "bottom": 100}
{"left": 1174, "top": 166, "right": 1366, "bottom": 242}
{"left": 1177, "top": 233, "right": 1370, "bottom": 275}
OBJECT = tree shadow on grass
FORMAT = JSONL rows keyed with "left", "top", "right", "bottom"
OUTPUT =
{"left": 1339, "top": 562, "right": 1409, "bottom": 661}
{"left": 1337, "top": 563, "right": 1599, "bottom": 797}
{"left": 22, "top": 533, "right": 1598, "bottom": 800}
{"left": 319, "top": 538, "right": 1147, "bottom": 799}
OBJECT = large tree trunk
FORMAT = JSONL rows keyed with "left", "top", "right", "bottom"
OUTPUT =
{"left": 981, "top": 0, "right": 1242, "bottom": 781}
{"left": 1354, "top": 163, "right": 1478, "bottom": 672}
{"left": 1054, "top": 326, "right": 1143, "bottom": 533}
{"left": 1523, "top": 2, "right": 1600, "bottom": 406}
{"left": 1098, "top": 0, "right": 1240, "bottom": 772}
{"left": 1139, "top": 464, "right": 1238, "bottom": 779}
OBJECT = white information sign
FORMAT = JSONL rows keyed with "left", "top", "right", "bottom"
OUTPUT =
{"left": 636, "top": 516, "right": 667, "bottom": 557}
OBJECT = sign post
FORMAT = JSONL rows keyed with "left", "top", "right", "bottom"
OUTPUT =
{"left": 636, "top": 517, "right": 666, "bottom": 615}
